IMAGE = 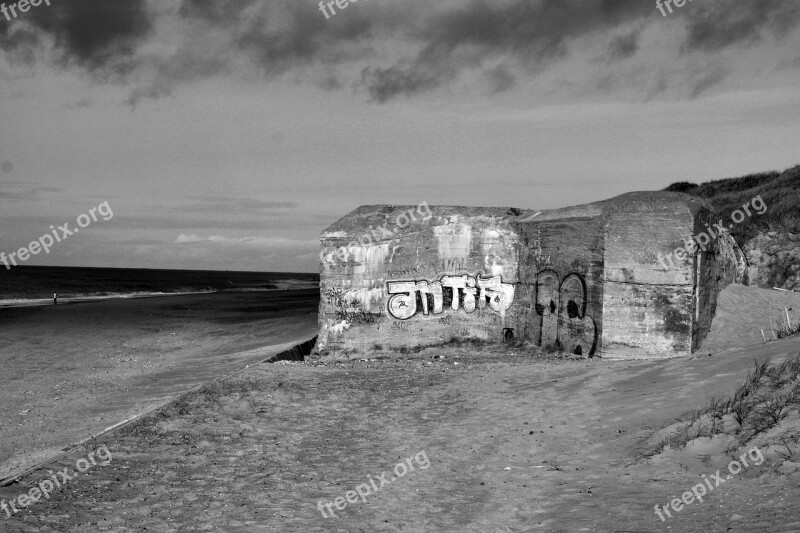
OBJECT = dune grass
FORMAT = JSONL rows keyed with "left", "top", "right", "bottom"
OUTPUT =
{"left": 664, "top": 164, "right": 800, "bottom": 243}
{"left": 776, "top": 320, "right": 800, "bottom": 340}
{"left": 761, "top": 309, "right": 800, "bottom": 342}
{"left": 646, "top": 353, "right": 800, "bottom": 458}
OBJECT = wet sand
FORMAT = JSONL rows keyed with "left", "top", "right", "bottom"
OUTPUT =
{"left": 0, "top": 290, "right": 318, "bottom": 480}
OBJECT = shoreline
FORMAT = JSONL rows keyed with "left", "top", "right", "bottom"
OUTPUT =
{"left": 0, "top": 290, "right": 216, "bottom": 309}
{"left": 0, "top": 289, "right": 320, "bottom": 480}
{"left": 0, "top": 285, "right": 319, "bottom": 309}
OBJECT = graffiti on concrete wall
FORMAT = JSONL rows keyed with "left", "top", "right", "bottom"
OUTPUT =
{"left": 385, "top": 269, "right": 597, "bottom": 355}
{"left": 325, "top": 286, "right": 347, "bottom": 306}
{"left": 527, "top": 269, "right": 596, "bottom": 356}
{"left": 325, "top": 286, "right": 382, "bottom": 324}
{"left": 336, "top": 309, "right": 382, "bottom": 323}
{"left": 386, "top": 273, "right": 515, "bottom": 320}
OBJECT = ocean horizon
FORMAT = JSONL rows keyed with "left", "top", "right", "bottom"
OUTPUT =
{"left": 0, "top": 265, "right": 319, "bottom": 306}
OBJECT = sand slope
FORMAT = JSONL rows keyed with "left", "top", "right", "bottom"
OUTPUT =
{"left": 702, "top": 284, "right": 800, "bottom": 353}
{"left": 0, "top": 290, "right": 318, "bottom": 481}
{"left": 2, "top": 332, "right": 799, "bottom": 531}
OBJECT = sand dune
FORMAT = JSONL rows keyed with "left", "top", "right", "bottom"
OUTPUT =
{"left": 702, "top": 284, "right": 800, "bottom": 353}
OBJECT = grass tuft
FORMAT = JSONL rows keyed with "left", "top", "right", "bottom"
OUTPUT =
{"left": 642, "top": 352, "right": 800, "bottom": 458}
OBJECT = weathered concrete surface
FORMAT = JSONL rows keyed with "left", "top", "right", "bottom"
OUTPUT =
{"left": 318, "top": 205, "right": 520, "bottom": 354}
{"left": 513, "top": 207, "right": 604, "bottom": 357}
{"left": 600, "top": 192, "right": 707, "bottom": 357}
{"left": 317, "top": 193, "right": 746, "bottom": 359}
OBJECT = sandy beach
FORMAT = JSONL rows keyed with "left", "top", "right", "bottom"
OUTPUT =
{"left": 1, "top": 335, "right": 799, "bottom": 531}
{"left": 1, "top": 285, "right": 799, "bottom": 531}
{"left": 0, "top": 290, "right": 319, "bottom": 481}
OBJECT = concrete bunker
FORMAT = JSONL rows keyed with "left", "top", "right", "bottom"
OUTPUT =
{"left": 317, "top": 192, "right": 746, "bottom": 359}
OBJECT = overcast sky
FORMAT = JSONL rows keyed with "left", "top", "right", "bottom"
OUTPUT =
{"left": 1, "top": 0, "right": 798, "bottom": 273}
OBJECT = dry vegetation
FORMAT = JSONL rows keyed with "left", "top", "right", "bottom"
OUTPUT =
{"left": 645, "top": 353, "right": 800, "bottom": 459}
{"left": 664, "top": 164, "right": 800, "bottom": 242}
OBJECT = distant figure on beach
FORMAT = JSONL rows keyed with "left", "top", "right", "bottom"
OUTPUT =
{"left": 53, "top": 293, "right": 58, "bottom": 305}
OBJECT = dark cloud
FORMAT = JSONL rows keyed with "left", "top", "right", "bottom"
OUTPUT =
{"left": 235, "top": 3, "right": 373, "bottom": 76}
{"left": 361, "top": 0, "right": 652, "bottom": 101}
{"left": 606, "top": 31, "right": 639, "bottom": 61}
{"left": 178, "top": 0, "right": 253, "bottom": 25}
{"left": 361, "top": 42, "right": 462, "bottom": 103}
{"left": 1, "top": 0, "right": 152, "bottom": 76}
{"left": 683, "top": 0, "right": 800, "bottom": 53}
{"left": 2, "top": 0, "right": 798, "bottom": 104}
{"left": 125, "top": 0, "right": 378, "bottom": 107}
{"left": 358, "top": 0, "right": 799, "bottom": 101}
{"left": 0, "top": 22, "right": 39, "bottom": 65}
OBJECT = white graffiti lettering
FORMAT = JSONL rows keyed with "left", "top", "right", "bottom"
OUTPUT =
{"left": 387, "top": 274, "right": 514, "bottom": 320}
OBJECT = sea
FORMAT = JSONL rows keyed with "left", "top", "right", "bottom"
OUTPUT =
{"left": 0, "top": 265, "right": 319, "bottom": 308}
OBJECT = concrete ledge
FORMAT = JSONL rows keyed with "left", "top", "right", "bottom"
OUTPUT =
{"left": 265, "top": 336, "right": 318, "bottom": 363}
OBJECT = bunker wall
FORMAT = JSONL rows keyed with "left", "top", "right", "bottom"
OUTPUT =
{"left": 318, "top": 206, "right": 521, "bottom": 354}
{"left": 317, "top": 193, "right": 746, "bottom": 359}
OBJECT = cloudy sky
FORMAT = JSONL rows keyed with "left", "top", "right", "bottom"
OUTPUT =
{"left": 1, "top": 0, "right": 798, "bottom": 272}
